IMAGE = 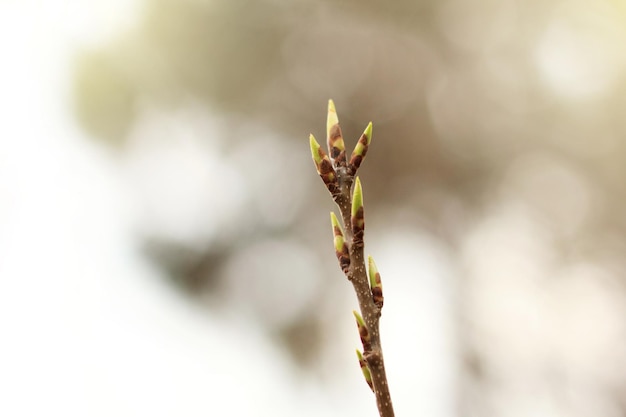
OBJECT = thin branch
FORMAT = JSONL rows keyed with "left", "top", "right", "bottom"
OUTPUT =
{"left": 310, "top": 100, "right": 395, "bottom": 417}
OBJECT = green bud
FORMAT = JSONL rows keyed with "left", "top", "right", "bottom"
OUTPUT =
{"left": 353, "top": 309, "right": 366, "bottom": 328}
{"left": 309, "top": 134, "right": 338, "bottom": 194}
{"left": 349, "top": 122, "right": 372, "bottom": 173}
{"left": 353, "top": 310, "right": 371, "bottom": 351}
{"left": 351, "top": 177, "right": 363, "bottom": 218}
{"left": 330, "top": 212, "right": 350, "bottom": 273}
{"left": 330, "top": 212, "right": 344, "bottom": 252}
{"left": 309, "top": 134, "right": 323, "bottom": 165}
{"left": 351, "top": 177, "right": 365, "bottom": 242}
{"left": 368, "top": 255, "right": 384, "bottom": 309}
{"left": 327, "top": 99, "right": 339, "bottom": 137}
{"left": 356, "top": 349, "right": 374, "bottom": 392}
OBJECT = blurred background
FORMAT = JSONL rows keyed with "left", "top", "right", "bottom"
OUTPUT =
{"left": 2, "top": 0, "right": 626, "bottom": 416}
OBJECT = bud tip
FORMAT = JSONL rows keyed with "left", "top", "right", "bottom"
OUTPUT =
{"left": 364, "top": 122, "right": 373, "bottom": 143}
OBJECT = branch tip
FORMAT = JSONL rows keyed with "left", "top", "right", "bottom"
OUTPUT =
{"left": 311, "top": 100, "right": 395, "bottom": 417}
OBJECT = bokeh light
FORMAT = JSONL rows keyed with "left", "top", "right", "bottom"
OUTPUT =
{"left": 2, "top": 0, "right": 626, "bottom": 416}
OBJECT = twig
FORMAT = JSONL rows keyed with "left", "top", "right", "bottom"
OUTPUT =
{"left": 309, "top": 100, "right": 395, "bottom": 417}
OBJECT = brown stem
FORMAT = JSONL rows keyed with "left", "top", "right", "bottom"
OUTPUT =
{"left": 334, "top": 170, "right": 395, "bottom": 417}
{"left": 331, "top": 167, "right": 353, "bottom": 240}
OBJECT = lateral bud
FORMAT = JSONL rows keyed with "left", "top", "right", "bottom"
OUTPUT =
{"left": 327, "top": 99, "right": 347, "bottom": 168}
{"left": 309, "top": 134, "right": 339, "bottom": 194}
{"left": 351, "top": 177, "right": 365, "bottom": 244}
{"left": 352, "top": 310, "right": 371, "bottom": 352}
{"left": 330, "top": 212, "right": 350, "bottom": 274}
{"left": 356, "top": 349, "right": 374, "bottom": 393}
{"left": 368, "top": 255, "right": 384, "bottom": 309}
{"left": 349, "top": 121, "right": 372, "bottom": 174}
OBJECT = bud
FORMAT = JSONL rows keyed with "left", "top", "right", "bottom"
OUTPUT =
{"left": 349, "top": 122, "right": 372, "bottom": 174}
{"left": 368, "top": 255, "right": 384, "bottom": 309}
{"left": 351, "top": 177, "right": 365, "bottom": 243}
{"left": 356, "top": 349, "right": 374, "bottom": 392}
{"left": 330, "top": 212, "right": 350, "bottom": 274}
{"left": 309, "top": 134, "right": 338, "bottom": 194}
{"left": 327, "top": 99, "right": 346, "bottom": 167}
{"left": 353, "top": 310, "right": 371, "bottom": 352}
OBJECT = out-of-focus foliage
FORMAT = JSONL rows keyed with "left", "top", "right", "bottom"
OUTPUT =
{"left": 73, "top": 0, "right": 626, "bottom": 415}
